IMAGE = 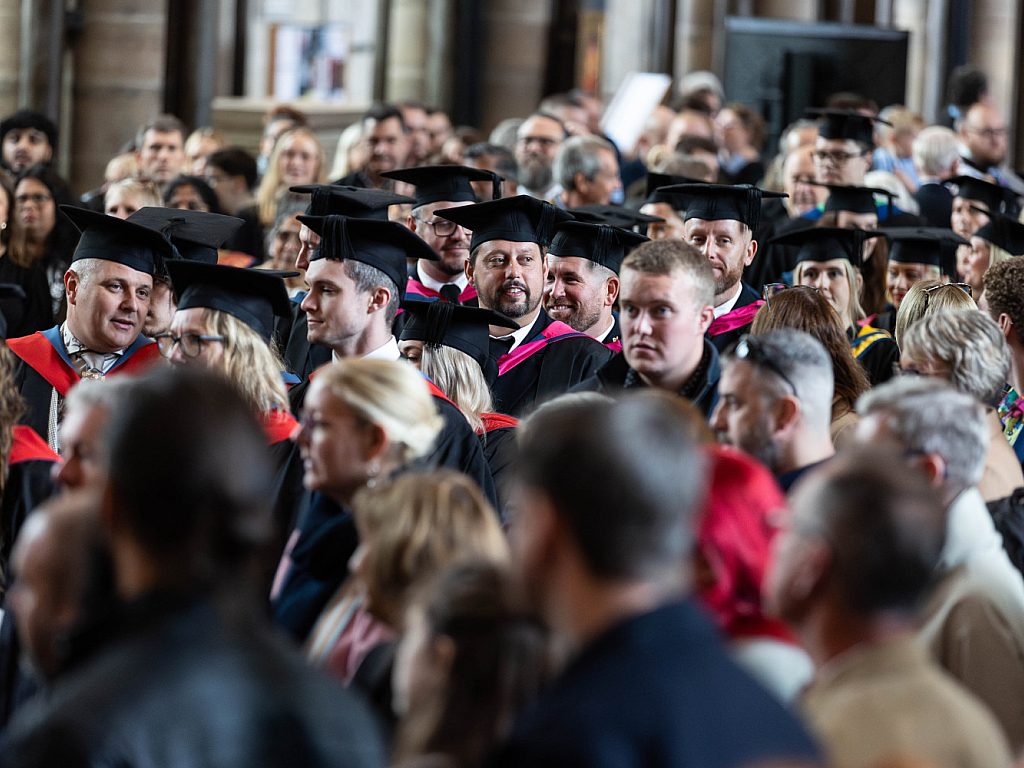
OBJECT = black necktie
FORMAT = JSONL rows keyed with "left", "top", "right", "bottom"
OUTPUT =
{"left": 439, "top": 284, "right": 462, "bottom": 303}
{"left": 489, "top": 336, "right": 515, "bottom": 359}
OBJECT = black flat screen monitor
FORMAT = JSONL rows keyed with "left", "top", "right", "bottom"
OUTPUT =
{"left": 723, "top": 17, "right": 909, "bottom": 151}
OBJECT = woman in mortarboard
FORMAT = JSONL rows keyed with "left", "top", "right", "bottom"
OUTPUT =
{"left": 157, "top": 260, "right": 305, "bottom": 570}
{"left": 963, "top": 208, "right": 1024, "bottom": 302}
{"left": 768, "top": 226, "right": 900, "bottom": 386}
{"left": 399, "top": 300, "right": 520, "bottom": 518}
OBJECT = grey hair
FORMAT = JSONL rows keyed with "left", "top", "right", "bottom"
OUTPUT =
{"left": 67, "top": 258, "right": 102, "bottom": 288}
{"left": 902, "top": 309, "right": 1009, "bottom": 406}
{"left": 553, "top": 135, "right": 615, "bottom": 191}
{"left": 344, "top": 259, "right": 400, "bottom": 326}
{"left": 912, "top": 126, "right": 960, "bottom": 177}
{"left": 857, "top": 376, "right": 988, "bottom": 493}
{"left": 723, "top": 329, "right": 835, "bottom": 432}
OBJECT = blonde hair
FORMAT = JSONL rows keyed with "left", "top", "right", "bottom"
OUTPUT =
{"left": 420, "top": 345, "right": 492, "bottom": 434}
{"left": 894, "top": 280, "right": 977, "bottom": 348}
{"left": 104, "top": 178, "right": 162, "bottom": 212}
{"left": 199, "top": 308, "right": 290, "bottom": 413}
{"left": 184, "top": 127, "right": 225, "bottom": 160}
{"left": 794, "top": 259, "right": 865, "bottom": 327}
{"left": 315, "top": 358, "right": 442, "bottom": 465}
{"left": 352, "top": 469, "right": 508, "bottom": 626}
{"left": 256, "top": 127, "right": 325, "bottom": 226}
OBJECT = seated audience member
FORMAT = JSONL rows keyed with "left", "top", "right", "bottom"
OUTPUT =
{"left": 514, "top": 112, "right": 567, "bottom": 201}
{"left": 259, "top": 201, "right": 306, "bottom": 296}
{"left": 855, "top": 377, "right": 1024, "bottom": 751}
{"left": 492, "top": 391, "right": 819, "bottom": 767}
{"left": 306, "top": 470, "right": 508, "bottom": 722}
{"left": 877, "top": 227, "right": 968, "bottom": 333}
{"left": 901, "top": 309, "right": 1023, "bottom": 502}
{"left": 552, "top": 135, "right": 622, "bottom": 208}
{"left": 163, "top": 175, "right": 223, "bottom": 214}
{"left": 770, "top": 225, "right": 899, "bottom": 385}
{"left": 912, "top": 126, "right": 959, "bottom": 227}
{"left": 751, "top": 286, "right": 869, "bottom": 448}
{"left": 464, "top": 142, "right": 520, "bottom": 198}
{"left": 399, "top": 301, "right": 521, "bottom": 516}
{"left": 183, "top": 126, "right": 224, "bottom": 176}
{"left": 257, "top": 127, "right": 325, "bottom": 227}
{"left": 334, "top": 104, "right": 412, "bottom": 191}
{"left": 7, "top": 208, "right": 170, "bottom": 448}
{"left": 715, "top": 103, "right": 765, "bottom": 185}
{"left": 134, "top": 114, "right": 187, "bottom": 191}
{"left": 204, "top": 147, "right": 265, "bottom": 261}
{"left": 984, "top": 258, "right": 1024, "bottom": 467}
{"left": 272, "top": 358, "right": 443, "bottom": 642}
{"left": 870, "top": 105, "right": 923, "bottom": 192}
{"left": 769, "top": 450, "right": 1012, "bottom": 768}
{"left": 158, "top": 261, "right": 303, "bottom": 560}
{"left": 948, "top": 174, "right": 1019, "bottom": 280}
{"left": 697, "top": 445, "right": 813, "bottom": 702}
{"left": 1, "top": 367, "right": 386, "bottom": 766}
{"left": 257, "top": 104, "right": 309, "bottom": 179}
{"left": 573, "top": 239, "right": 719, "bottom": 416}
{"left": 894, "top": 279, "right": 976, "bottom": 348}
{"left": 103, "top": 178, "right": 161, "bottom": 220}
{"left": 712, "top": 330, "right": 836, "bottom": 491}
{"left": 392, "top": 561, "right": 548, "bottom": 768}
{"left": 435, "top": 195, "right": 612, "bottom": 416}
{"left": 964, "top": 208, "right": 1024, "bottom": 300}
{"left": 0, "top": 111, "right": 57, "bottom": 175}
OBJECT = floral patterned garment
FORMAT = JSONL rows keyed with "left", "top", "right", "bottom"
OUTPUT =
{"left": 998, "top": 386, "right": 1024, "bottom": 465}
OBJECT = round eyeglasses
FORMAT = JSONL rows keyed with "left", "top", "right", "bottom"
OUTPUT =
{"left": 154, "top": 332, "right": 227, "bottom": 358}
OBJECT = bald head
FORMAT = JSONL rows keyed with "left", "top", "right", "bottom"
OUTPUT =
{"left": 959, "top": 103, "right": 1008, "bottom": 167}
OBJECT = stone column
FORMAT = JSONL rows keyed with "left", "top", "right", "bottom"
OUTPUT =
{"left": 673, "top": 0, "right": 714, "bottom": 83}
{"left": 69, "top": 0, "right": 167, "bottom": 192}
{"left": 0, "top": 0, "right": 20, "bottom": 116}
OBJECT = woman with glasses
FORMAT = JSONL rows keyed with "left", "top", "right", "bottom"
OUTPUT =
{"left": 894, "top": 280, "right": 976, "bottom": 348}
{"left": 7, "top": 165, "right": 77, "bottom": 328}
{"left": 964, "top": 208, "right": 1024, "bottom": 301}
{"left": 158, "top": 260, "right": 303, "bottom": 563}
{"left": 751, "top": 285, "right": 870, "bottom": 447}
{"left": 767, "top": 226, "right": 899, "bottom": 386}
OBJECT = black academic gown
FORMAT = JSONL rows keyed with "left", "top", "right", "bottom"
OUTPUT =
{"left": 708, "top": 283, "right": 762, "bottom": 354}
{"left": 915, "top": 182, "right": 954, "bottom": 229}
{"left": 1, "top": 592, "right": 386, "bottom": 768}
{"left": 2, "top": 425, "right": 58, "bottom": 573}
{"left": 282, "top": 300, "right": 332, "bottom": 381}
{"left": 478, "top": 415, "right": 519, "bottom": 523}
{"left": 8, "top": 328, "right": 162, "bottom": 441}
{"left": 491, "top": 600, "right": 820, "bottom": 768}
{"left": 599, "top": 315, "right": 622, "bottom": 352}
{"left": 489, "top": 312, "right": 613, "bottom": 417}
{"left": 849, "top": 324, "right": 900, "bottom": 386}
{"left": 573, "top": 339, "right": 721, "bottom": 419}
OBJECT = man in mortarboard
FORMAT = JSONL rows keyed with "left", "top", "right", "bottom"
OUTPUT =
{"left": 661, "top": 182, "right": 785, "bottom": 352}
{"left": 875, "top": 227, "right": 968, "bottom": 333}
{"left": 543, "top": 220, "right": 647, "bottom": 350}
{"left": 947, "top": 175, "right": 1021, "bottom": 279}
{"left": 809, "top": 109, "right": 883, "bottom": 189}
{"left": 573, "top": 239, "right": 720, "bottom": 417}
{"left": 381, "top": 164, "right": 503, "bottom": 305}
{"left": 7, "top": 207, "right": 173, "bottom": 449}
{"left": 638, "top": 172, "right": 693, "bottom": 241}
{"left": 435, "top": 195, "right": 613, "bottom": 416}
{"left": 283, "top": 184, "right": 413, "bottom": 378}
{"left": 964, "top": 207, "right": 1024, "bottom": 298}
{"left": 126, "top": 207, "right": 246, "bottom": 337}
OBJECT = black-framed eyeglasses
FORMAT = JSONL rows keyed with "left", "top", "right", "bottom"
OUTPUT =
{"left": 813, "top": 149, "right": 866, "bottom": 165}
{"left": 154, "top": 332, "right": 227, "bottom": 358}
{"left": 921, "top": 282, "right": 972, "bottom": 312}
{"left": 733, "top": 335, "right": 798, "bottom": 396}
{"left": 414, "top": 216, "right": 459, "bottom": 237}
{"left": 761, "top": 283, "right": 821, "bottom": 308}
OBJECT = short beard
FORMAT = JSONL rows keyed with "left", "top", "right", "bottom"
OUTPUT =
{"left": 559, "top": 303, "right": 602, "bottom": 333}
{"left": 518, "top": 161, "right": 553, "bottom": 193}
{"left": 436, "top": 255, "right": 467, "bottom": 277}
{"left": 491, "top": 285, "right": 536, "bottom": 319}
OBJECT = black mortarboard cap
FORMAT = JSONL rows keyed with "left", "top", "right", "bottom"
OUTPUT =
{"left": 167, "top": 261, "right": 293, "bottom": 341}
{"left": 806, "top": 108, "right": 890, "bottom": 147}
{"left": 400, "top": 300, "right": 519, "bottom": 376}
{"left": 971, "top": 206, "right": 1024, "bottom": 255}
{"left": 768, "top": 226, "right": 882, "bottom": 270}
{"left": 127, "top": 207, "right": 245, "bottom": 266}
{"left": 645, "top": 172, "right": 703, "bottom": 199}
{"left": 549, "top": 221, "right": 649, "bottom": 274}
{"left": 880, "top": 227, "right": 969, "bottom": 269}
{"left": 658, "top": 183, "right": 787, "bottom": 231}
{"left": 0, "top": 283, "right": 26, "bottom": 338}
{"left": 434, "top": 195, "right": 573, "bottom": 252}
{"left": 945, "top": 175, "right": 1020, "bottom": 215}
{"left": 289, "top": 184, "right": 414, "bottom": 219}
{"left": 297, "top": 214, "right": 439, "bottom": 295}
{"left": 380, "top": 164, "right": 502, "bottom": 206}
{"left": 569, "top": 204, "right": 664, "bottom": 230}
{"left": 60, "top": 206, "right": 174, "bottom": 276}
{"left": 816, "top": 183, "right": 894, "bottom": 216}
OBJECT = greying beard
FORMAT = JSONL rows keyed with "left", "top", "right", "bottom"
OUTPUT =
{"left": 519, "top": 162, "right": 553, "bottom": 194}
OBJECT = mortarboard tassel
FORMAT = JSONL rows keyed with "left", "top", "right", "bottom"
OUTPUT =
{"left": 425, "top": 299, "right": 456, "bottom": 347}
{"left": 321, "top": 215, "right": 353, "bottom": 262}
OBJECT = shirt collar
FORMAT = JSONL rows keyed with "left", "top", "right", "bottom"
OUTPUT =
{"left": 61, "top": 323, "right": 125, "bottom": 358}
{"left": 416, "top": 262, "right": 468, "bottom": 294}
{"left": 331, "top": 336, "right": 402, "bottom": 364}
{"left": 713, "top": 282, "right": 744, "bottom": 319}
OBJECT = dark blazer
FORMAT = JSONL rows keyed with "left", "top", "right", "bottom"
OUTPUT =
{"left": 708, "top": 282, "right": 762, "bottom": 353}
{"left": 491, "top": 600, "right": 820, "bottom": 768}
{"left": 914, "top": 182, "right": 954, "bottom": 229}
